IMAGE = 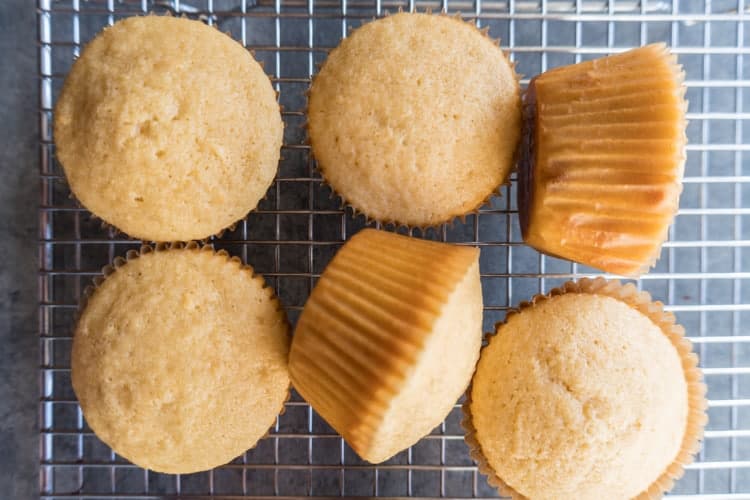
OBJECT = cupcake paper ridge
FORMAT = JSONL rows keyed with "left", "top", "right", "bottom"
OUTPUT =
{"left": 290, "top": 229, "right": 481, "bottom": 463}
{"left": 520, "top": 44, "right": 687, "bottom": 277}
{"left": 79, "top": 241, "right": 290, "bottom": 341}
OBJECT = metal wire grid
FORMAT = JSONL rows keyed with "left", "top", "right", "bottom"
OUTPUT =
{"left": 36, "top": 0, "right": 749, "bottom": 497}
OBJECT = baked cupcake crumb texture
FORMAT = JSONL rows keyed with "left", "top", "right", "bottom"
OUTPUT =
{"left": 54, "top": 16, "right": 283, "bottom": 242}
{"left": 308, "top": 12, "right": 521, "bottom": 228}
{"left": 72, "top": 244, "right": 290, "bottom": 474}
{"left": 464, "top": 278, "right": 706, "bottom": 500}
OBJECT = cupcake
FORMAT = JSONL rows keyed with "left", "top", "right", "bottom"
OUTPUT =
{"left": 518, "top": 44, "right": 686, "bottom": 276}
{"left": 463, "top": 278, "right": 706, "bottom": 499}
{"left": 71, "top": 244, "right": 290, "bottom": 474}
{"left": 54, "top": 16, "right": 283, "bottom": 242}
{"left": 289, "top": 229, "right": 483, "bottom": 463}
{"left": 308, "top": 12, "right": 521, "bottom": 227}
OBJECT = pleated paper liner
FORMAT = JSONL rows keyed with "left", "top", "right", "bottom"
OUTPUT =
{"left": 53, "top": 14, "right": 284, "bottom": 245}
{"left": 74, "top": 241, "right": 291, "bottom": 472}
{"left": 305, "top": 10, "right": 522, "bottom": 232}
{"left": 289, "top": 228, "right": 482, "bottom": 463}
{"left": 519, "top": 44, "right": 687, "bottom": 277}
{"left": 461, "top": 277, "right": 707, "bottom": 500}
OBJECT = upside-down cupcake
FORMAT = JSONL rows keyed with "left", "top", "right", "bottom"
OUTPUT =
{"left": 308, "top": 12, "right": 521, "bottom": 227}
{"left": 289, "top": 229, "right": 483, "bottom": 463}
{"left": 54, "top": 16, "right": 283, "bottom": 242}
{"left": 71, "top": 244, "right": 290, "bottom": 474}
{"left": 519, "top": 44, "right": 687, "bottom": 276}
{"left": 463, "top": 278, "right": 706, "bottom": 499}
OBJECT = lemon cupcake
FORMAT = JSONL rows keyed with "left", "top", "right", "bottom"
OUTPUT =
{"left": 289, "top": 229, "right": 483, "bottom": 463}
{"left": 54, "top": 16, "right": 283, "bottom": 242}
{"left": 464, "top": 278, "right": 706, "bottom": 499}
{"left": 71, "top": 244, "right": 290, "bottom": 474}
{"left": 308, "top": 12, "right": 521, "bottom": 227}
{"left": 519, "top": 44, "right": 686, "bottom": 276}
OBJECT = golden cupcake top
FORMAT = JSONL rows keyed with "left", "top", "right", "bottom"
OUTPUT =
{"left": 308, "top": 12, "right": 521, "bottom": 227}
{"left": 54, "top": 15, "right": 283, "bottom": 242}
{"left": 519, "top": 44, "right": 686, "bottom": 276}
{"left": 466, "top": 279, "right": 706, "bottom": 499}
{"left": 289, "top": 229, "right": 483, "bottom": 462}
{"left": 71, "top": 245, "right": 290, "bottom": 474}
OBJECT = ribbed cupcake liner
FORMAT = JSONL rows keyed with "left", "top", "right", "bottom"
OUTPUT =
{"left": 304, "top": 10, "right": 522, "bottom": 232}
{"left": 75, "top": 241, "right": 292, "bottom": 463}
{"left": 289, "top": 228, "right": 480, "bottom": 463}
{"left": 461, "top": 277, "right": 707, "bottom": 500}
{"left": 519, "top": 44, "right": 687, "bottom": 277}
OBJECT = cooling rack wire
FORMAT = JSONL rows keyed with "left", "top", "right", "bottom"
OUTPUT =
{"left": 37, "top": 0, "right": 750, "bottom": 497}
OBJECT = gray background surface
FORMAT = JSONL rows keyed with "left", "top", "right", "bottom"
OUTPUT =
{"left": 1, "top": 0, "right": 41, "bottom": 498}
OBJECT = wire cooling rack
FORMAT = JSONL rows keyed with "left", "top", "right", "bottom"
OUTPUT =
{"left": 37, "top": 0, "right": 750, "bottom": 498}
